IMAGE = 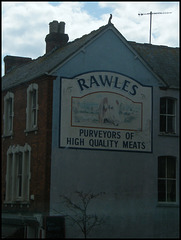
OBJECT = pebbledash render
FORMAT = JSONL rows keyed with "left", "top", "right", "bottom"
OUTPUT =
{"left": 2, "top": 20, "right": 179, "bottom": 238}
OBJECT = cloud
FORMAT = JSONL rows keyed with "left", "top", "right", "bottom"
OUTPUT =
{"left": 98, "top": 1, "right": 179, "bottom": 46}
{"left": 2, "top": 2, "right": 102, "bottom": 57}
{"left": 1, "top": 1, "right": 179, "bottom": 75}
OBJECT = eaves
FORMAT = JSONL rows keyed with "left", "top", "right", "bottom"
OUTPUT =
{"left": 2, "top": 73, "right": 56, "bottom": 92}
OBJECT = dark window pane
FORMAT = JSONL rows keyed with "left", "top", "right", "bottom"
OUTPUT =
{"left": 167, "top": 99, "right": 175, "bottom": 114}
{"left": 8, "top": 98, "right": 13, "bottom": 131}
{"left": 160, "top": 115, "right": 166, "bottom": 132}
{"left": 18, "top": 157, "right": 22, "bottom": 174}
{"left": 167, "top": 157, "right": 176, "bottom": 178}
{"left": 9, "top": 98, "right": 13, "bottom": 113}
{"left": 167, "top": 116, "right": 175, "bottom": 133}
{"left": 18, "top": 175, "right": 22, "bottom": 197}
{"left": 17, "top": 153, "right": 23, "bottom": 197}
{"left": 8, "top": 116, "right": 12, "bottom": 131}
{"left": 158, "top": 180, "right": 166, "bottom": 201}
{"left": 32, "top": 90, "right": 36, "bottom": 108}
{"left": 167, "top": 180, "right": 176, "bottom": 202}
{"left": 160, "top": 98, "right": 166, "bottom": 114}
{"left": 158, "top": 157, "right": 166, "bottom": 178}
{"left": 34, "top": 110, "right": 36, "bottom": 125}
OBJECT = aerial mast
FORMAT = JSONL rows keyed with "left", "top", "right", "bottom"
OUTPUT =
{"left": 138, "top": 11, "right": 172, "bottom": 44}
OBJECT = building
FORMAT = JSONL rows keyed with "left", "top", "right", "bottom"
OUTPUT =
{"left": 1, "top": 20, "right": 179, "bottom": 238}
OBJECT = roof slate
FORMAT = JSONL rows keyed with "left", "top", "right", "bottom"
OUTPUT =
{"left": 129, "top": 41, "right": 179, "bottom": 88}
{"left": 2, "top": 23, "right": 179, "bottom": 90}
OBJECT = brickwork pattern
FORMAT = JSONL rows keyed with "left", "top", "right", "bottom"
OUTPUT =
{"left": 1, "top": 75, "right": 54, "bottom": 214}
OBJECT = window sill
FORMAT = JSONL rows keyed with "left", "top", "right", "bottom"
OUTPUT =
{"left": 4, "top": 201, "right": 30, "bottom": 207}
{"left": 2, "top": 133, "right": 13, "bottom": 139}
{"left": 158, "top": 132, "right": 178, "bottom": 137}
{"left": 157, "top": 202, "right": 179, "bottom": 208}
{"left": 24, "top": 127, "right": 38, "bottom": 135}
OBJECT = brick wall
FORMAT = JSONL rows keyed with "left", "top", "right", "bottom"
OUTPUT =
{"left": 1, "top": 74, "right": 55, "bottom": 214}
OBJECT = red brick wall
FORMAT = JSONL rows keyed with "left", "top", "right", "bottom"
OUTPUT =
{"left": 1, "top": 74, "right": 55, "bottom": 214}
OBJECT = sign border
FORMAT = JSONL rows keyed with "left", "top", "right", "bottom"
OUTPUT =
{"left": 59, "top": 71, "right": 153, "bottom": 153}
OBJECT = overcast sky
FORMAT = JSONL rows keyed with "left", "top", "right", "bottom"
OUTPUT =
{"left": 1, "top": 1, "right": 179, "bottom": 75}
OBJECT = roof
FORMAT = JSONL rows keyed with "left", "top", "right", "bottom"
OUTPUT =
{"left": 2, "top": 23, "right": 179, "bottom": 90}
{"left": 129, "top": 41, "right": 179, "bottom": 88}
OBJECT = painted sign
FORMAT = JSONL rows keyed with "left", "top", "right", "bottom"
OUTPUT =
{"left": 60, "top": 72, "right": 152, "bottom": 152}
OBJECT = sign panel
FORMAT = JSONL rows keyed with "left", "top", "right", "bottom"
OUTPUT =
{"left": 60, "top": 72, "right": 152, "bottom": 152}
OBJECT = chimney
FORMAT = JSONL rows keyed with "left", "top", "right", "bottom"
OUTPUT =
{"left": 45, "top": 20, "right": 69, "bottom": 53}
{"left": 4, "top": 55, "right": 32, "bottom": 74}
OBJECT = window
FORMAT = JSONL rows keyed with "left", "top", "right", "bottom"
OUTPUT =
{"left": 32, "top": 89, "right": 37, "bottom": 128}
{"left": 3, "top": 92, "right": 14, "bottom": 136}
{"left": 16, "top": 152, "right": 23, "bottom": 198}
{"left": 5, "top": 144, "right": 31, "bottom": 202}
{"left": 26, "top": 83, "right": 38, "bottom": 131}
{"left": 158, "top": 156, "right": 176, "bottom": 203}
{"left": 160, "top": 97, "right": 176, "bottom": 133}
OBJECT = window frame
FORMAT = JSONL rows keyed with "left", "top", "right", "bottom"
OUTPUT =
{"left": 5, "top": 144, "right": 31, "bottom": 203}
{"left": 16, "top": 152, "right": 23, "bottom": 199}
{"left": 157, "top": 156, "right": 177, "bottom": 204}
{"left": 26, "top": 83, "right": 38, "bottom": 132}
{"left": 159, "top": 97, "right": 176, "bottom": 134}
{"left": 3, "top": 91, "right": 14, "bottom": 136}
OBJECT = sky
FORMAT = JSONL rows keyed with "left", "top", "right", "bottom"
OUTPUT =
{"left": 1, "top": 1, "right": 179, "bottom": 75}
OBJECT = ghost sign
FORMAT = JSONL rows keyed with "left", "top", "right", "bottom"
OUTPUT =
{"left": 60, "top": 72, "right": 152, "bottom": 152}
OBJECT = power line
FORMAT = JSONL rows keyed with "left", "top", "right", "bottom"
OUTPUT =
{"left": 138, "top": 11, "right": 172, "bottom": 44}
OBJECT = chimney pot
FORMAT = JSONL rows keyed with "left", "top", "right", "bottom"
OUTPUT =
{"left": 59, "top": 22, "right": 65, "bottom": 34}
{"left": 49, "top": 20, "right": 59, "bottom": 33}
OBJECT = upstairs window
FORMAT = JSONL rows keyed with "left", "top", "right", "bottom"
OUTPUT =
{"left": 158, "top": 156, "right": 176, "bottom": 203}
{"left": 3, "top": 92, "right": 14, "bottom": 136}
{"left": 160, "top": 97, "right": 176, "bottom": 134}
{"left": 26, "top": 83, "right": 38, "bottom": 131}
{"left": 5, "top": 144, "right": 31, "bottom": 203}
{"left": 32, "top": 89, "right": 37, "bottom": 127}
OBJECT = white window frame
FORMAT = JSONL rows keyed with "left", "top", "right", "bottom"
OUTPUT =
{"left": 160, "top": 97, "right": 176, "bottom": 134}
{"left": 158, "top": 156, "right": 176, "bottom": 203}
{"left": 3, "top": 91, "right": 14, "bottom": 136}
{"left": 26, "top": 83, "right": 38, "bottom": 132}
{"left": 5, "top": 144, "right": 31, "bottom": 203}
